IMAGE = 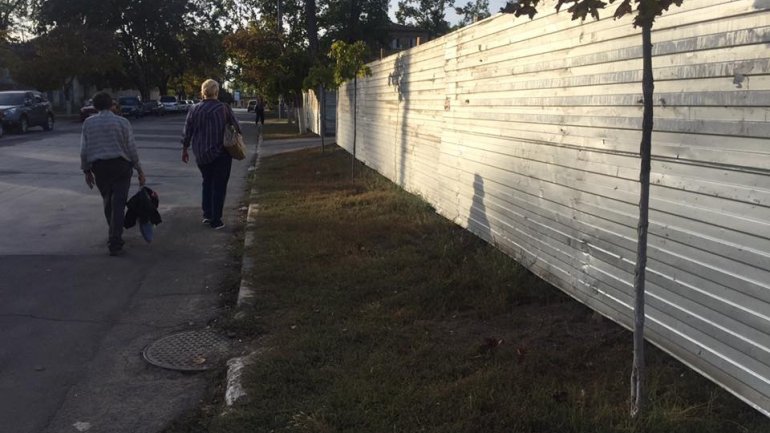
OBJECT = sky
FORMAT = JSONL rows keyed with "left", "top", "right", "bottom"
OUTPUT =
{"left": 388, "top": 0, "right": 510, "bottom": 26}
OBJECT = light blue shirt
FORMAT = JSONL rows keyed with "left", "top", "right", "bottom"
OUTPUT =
{"left": 80, "top": 110, "right": 142, "bottom": 173}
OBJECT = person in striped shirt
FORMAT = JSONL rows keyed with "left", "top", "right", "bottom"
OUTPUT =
{"left": 80, "top": 91, "right": 146, "bottom": 256}
{"left": 181, "top": 79, "right": 240, "bottom": 230}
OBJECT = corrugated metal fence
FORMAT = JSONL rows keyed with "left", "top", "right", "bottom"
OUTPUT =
{"left": 336, "top": 0, "right": 770, "bottom": 416}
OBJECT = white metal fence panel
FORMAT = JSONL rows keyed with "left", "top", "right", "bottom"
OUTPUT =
{"left": 303, "top": 89, "right": 338, "bottom": 136}
{"left": 337, "top": 0, "right": 770, "bottom": 415}
{"left": 302, "top": 90, "right": 320, "bottom": 135}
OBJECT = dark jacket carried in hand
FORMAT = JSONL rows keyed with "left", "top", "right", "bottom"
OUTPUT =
{"left": 124, "top": 186, "right": 161, "bottom": 228}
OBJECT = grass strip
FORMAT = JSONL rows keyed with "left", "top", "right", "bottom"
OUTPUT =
{"left": 177, "top": 121, "right": 770, "bottom": 433}
{"left": 217, "top": 144, "right": 770, "bottom": 433}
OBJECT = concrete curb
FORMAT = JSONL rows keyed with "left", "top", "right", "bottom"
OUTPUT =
{"left": 236, "top": 134, "right": 263, "bottom": 308}
{"left": 225, "top": 129, "right": 324, "bottom": 408}
{"left": 224, "top": 346, "right": 271, "bottom": 407}
{"left": 225, "top": 132, "right": 263, "bottom": 408}
{"left": 224, "top": 355, "right": 250, "bottom": 406}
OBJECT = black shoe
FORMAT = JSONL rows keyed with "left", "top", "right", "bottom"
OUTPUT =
{"left": 109, "top": 248, "right": 125, "bottom": 257}
{"left": 210, "top": 220, "right": 225, "bottom": 230}
{"left": 202, "top": 218, "right": 211, "bottom": 224}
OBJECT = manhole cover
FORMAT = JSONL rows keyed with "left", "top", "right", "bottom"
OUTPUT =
{"left": 143, "top": 329, "right": 231, "bottom": 371}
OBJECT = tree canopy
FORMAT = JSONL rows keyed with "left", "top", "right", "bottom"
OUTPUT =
{"left": 224, "top": 20, "right": 311, "bottom": 102}
{"left": 319, "top": 0, "right": 391, "bottom": 52}
{"left": 0, "top": 0, "right": 404, "bottom": 104}
{"left": 0, "top": 0, "right": 33, "bottom": 41}
{"left": 455, "top": 0, "right": 491, "bottom": 27}
{"left": 329, "top": 40, "right": 372, "bottom": 86}
{"left": 396, "top": 0, "right": 455, "bottom": 37}
{"left": 2, "top": 0, "right": 232, "bottom": 99}
{"left": 7, "top": 25, "right": 120, "bottom": 92}
{"left": 501, "top": 0, "right": 684, "bottom": 27}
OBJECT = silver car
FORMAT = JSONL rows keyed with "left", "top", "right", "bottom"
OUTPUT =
{"left": 160, "top": 96, "right": 179, "bottom": 112}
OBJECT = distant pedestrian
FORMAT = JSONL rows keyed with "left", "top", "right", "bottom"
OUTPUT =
{"left": 80, "top": 91, "right": 146, "bottom": 256}
{"left": 254, "top": 95, "right": 265, "bottom": 126}
{"left": 181, "top": 78, "right": 240, "bottom": 230}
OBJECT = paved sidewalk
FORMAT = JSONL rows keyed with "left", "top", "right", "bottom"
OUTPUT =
{"left": 0, "top": 110, "right": 257, "bottom": 433}
{"left": 258, "top": 134, "right": 334, "bottom": 157}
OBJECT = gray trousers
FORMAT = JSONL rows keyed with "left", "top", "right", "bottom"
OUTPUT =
{"left": 92, "top": 158, "right": 133, "bottom": 250}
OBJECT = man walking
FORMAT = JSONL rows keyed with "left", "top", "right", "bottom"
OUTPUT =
{"left": 81, "top": 91, "right": 146, "bottom": 256}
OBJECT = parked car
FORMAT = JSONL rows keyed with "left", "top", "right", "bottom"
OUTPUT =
{"left": 119, "top": 96, "right": 143, "bottom": 118}
{"left": 0, "top": 90, "right": 55, "bottom": 133}
{"left": 177, "top": 99, "right": 189, "bottom": 112}
{"left": 247, "top": 100, "right": 257, "bottom": 112}
{"left": 140, "top": 100, "right": 153, "bottom": 116}
{"left": 160, "top": 96, "right": 179, "bottom": 112}
{"left": 150, "top": 100, "right": 166, "bottom": 116}
{"left": 80, "top": 99, "right": 97, "bottom": 121}
{"left": 81, "top": 97, "right": 122, "bottom": 121}
{"left": 141, "top": 100, "right": 163, "bottom": 116}
{"left": 0, "top": 111, "right": 4, "bottom": 138}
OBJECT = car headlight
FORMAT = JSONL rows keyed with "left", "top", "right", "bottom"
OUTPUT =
{"left": 6, "top": 108, "right": 17, "bottom": 115}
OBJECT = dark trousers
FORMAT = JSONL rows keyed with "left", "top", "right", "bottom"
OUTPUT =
{"left": 92, "top": 158, "right": 133, "bottom": 250}
{"left": 198, "top": 153, "right": 232, "bottom": 223}
{"left": 255, "top": 108, "right": 265, "bottom": 125}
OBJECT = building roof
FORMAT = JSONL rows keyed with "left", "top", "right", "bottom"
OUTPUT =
{"left": 388, "top": 22, "right": 429, "bottom": 34}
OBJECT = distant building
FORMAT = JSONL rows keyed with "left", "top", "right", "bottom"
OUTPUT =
{"left": 382, "top": 22, "right": 430, "bottom": 58}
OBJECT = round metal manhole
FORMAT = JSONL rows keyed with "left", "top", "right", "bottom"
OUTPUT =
{"left": 142, "top": 329, "right": 231, "bottom": 371}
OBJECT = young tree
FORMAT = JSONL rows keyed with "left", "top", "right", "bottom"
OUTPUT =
{"left": 455, "top": 0, "right": 491, "bottom": 27}
{"left": 329, "top": 40, "right": 371, "bottom": 175}
{"left": 501, "top": 0, "right": 684, "bottom": 416}
{"left": 396, "top": 0, "right": 455, "bottom": 37}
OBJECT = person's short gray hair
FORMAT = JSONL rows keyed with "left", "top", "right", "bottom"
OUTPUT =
{"left": 201, "top": 79, "right": 219, "bottom": 98}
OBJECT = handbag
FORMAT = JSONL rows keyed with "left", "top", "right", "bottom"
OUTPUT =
{"left": 223, "top": 106, "right": 246, "bottom": 160}
{"left": 224, "top": 123, "right": 246, "bottom": 160}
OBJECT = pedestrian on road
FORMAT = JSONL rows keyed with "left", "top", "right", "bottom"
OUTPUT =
{"left": 80, "top": 91, "right": 146, "bottom": 256}
{"left": 181, "top": 78, "right": 240, "bottom": 230}
{"left": 254, "top": 95, "right": 265, "bottom": 126}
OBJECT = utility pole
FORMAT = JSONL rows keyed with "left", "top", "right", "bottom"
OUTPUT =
{"left": 277, "top": 0, "right": 282, "bottom": 31}
{"left": 276, "top": 0, "right": 283, "bottom": 120}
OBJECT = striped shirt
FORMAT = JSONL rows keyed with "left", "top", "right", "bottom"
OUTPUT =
{"left": 182, "top": 99, "right": 241, "bottom": 165}
{"left": 80, "top": 110, "right": 143, "bottom": 173}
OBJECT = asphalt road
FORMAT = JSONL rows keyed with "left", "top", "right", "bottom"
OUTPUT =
{"left": 0, "top": 109, "right": 256, "bottom": 433}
